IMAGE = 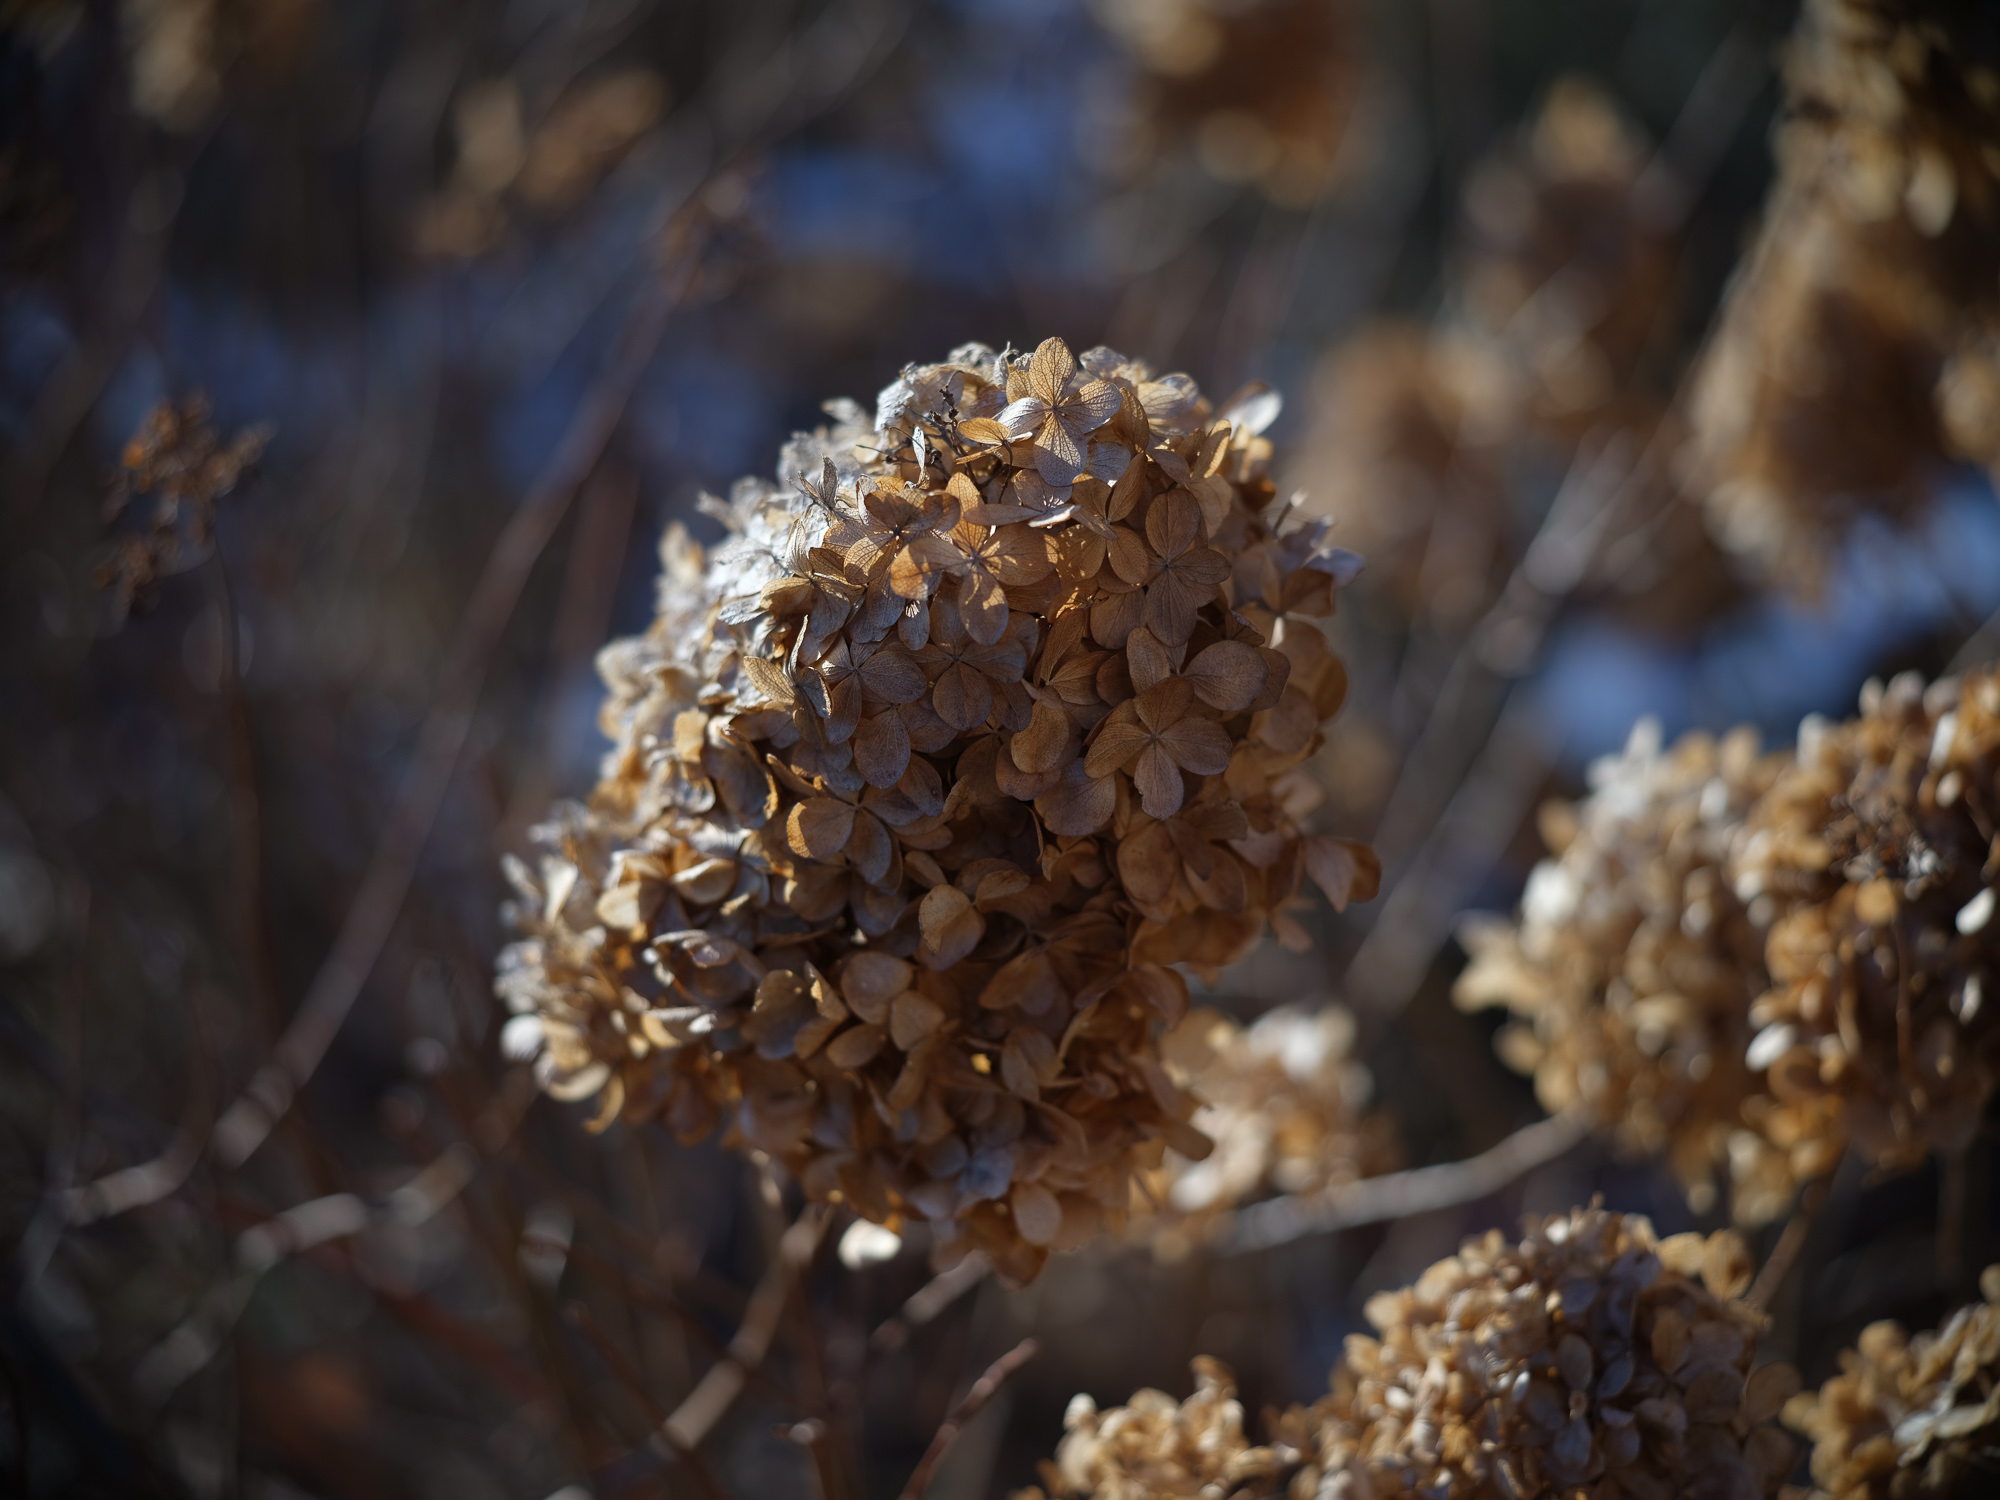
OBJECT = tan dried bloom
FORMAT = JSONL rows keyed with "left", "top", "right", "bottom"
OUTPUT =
{"left": 1785, "top": 1265, "right": 2000, "bottom": 1499}
{"left": 1031, "top": 1356, "right": 1303, "bottom": 1500}
{"left": 96, "top": 395, "right": 270, "bottom": 622}
{"left": 1136, "top": 1004, "right": 1398, "bottom": 1255}
{"left": 1296, "top": 81, "right": 1725, "bottom": 634}
{"left": 1090, "top": 0, "right": 1360, "bottom": 206}
{"left": 1730, "top": 667, "right": 2000, "bottom": 1207}
{"left": 1030, "top": 1209, "right": 1798, "bottom": 1500}
{"left": 1938, "top": 315, "right": 2000, "bottom": 484}
{"left": 1686, "top": 0, "right": 2000, "bottom": 593}
{"left": 1456, "top": 719, "right": 1788, "bottom": 1219}
{"left": 497, "top": 338, "right": 1372, "bottom": 1286}
{"left": 1460, "top": 76, "right": 1680, "bottom": 433}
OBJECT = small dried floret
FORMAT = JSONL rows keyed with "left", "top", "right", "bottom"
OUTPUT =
{"left": 1786, "top": 1265, "right": 2000, "bottom": 1499}
{"left": 498, "top": 338, "right": 1372, "bottom": 1285}
{"left": 1136, "top": 1004, "right": 1397, "bottom": 1255}
{"left": 1030, "top": 1208, "right": 1797, "bottom": 1500}
{"left": 96, "top": 395, "right": 270, "bottom": 622}
{"left": 1456, "top": 719, "right": 1786, "bottom": 1218}
{"left": 1686, "top": 0, "right": 2000, "bottom": 593}
{"left": 1730, "top": 667, "right": 2000, "bottom": 1204}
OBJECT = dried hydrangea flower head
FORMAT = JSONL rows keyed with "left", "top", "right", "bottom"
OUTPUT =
{"left": 1730, "top": 667, "right": 2000, "bottom": 1208}
{"left": 1456, "top": 720, "right": 1788, "bottom": 1220}
{"left": 496, "top": 338, "right": 1372, "bottom": 1286}
{"left": 1686, "top": 0, "right": 2000, "bottom": 593}
{"left": 1090, "top": 0, "right": 1359, "bottom": 205}
{"left": 1296, "top": 82, "right": 1724, "bottom": 635}
{"left": 1027, "top": 1209, "right": 1797, "bottom": 1500}
{"left": 1311, "top": 1210, "right": 1797, "bottom": 1500}
{"left": 1785, "top": 1265, "right": 2000, "bottom": 1499}
{"left": 1032, "top": 1356, "right": 1302, "bottom": 1500}
{"left": 1459, "top": 75, "right": 1680, "bottom": 432}
{"left": 1136, "top": 1004, "right": 1398, "bottom": 1257}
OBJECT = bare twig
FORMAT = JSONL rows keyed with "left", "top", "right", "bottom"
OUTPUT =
{"left": 1748, "top": 1175, "right": 1832, "bottom": 1312}
{"left": 661, "top": 1206, "right": 829, "bottom": 1452}
{"left": 898, "top": 1337, "right": 1040, "bottom": 1500}
{"left": 868, "top": 1251, "right": 991, "bottom": 1357}
{"left": 1222, "top": 1110, "right": 1591, "bottom": 1255}
{"left": 208, "top": 270, "right": 681, "bottom": 1171}
{"left": 566, "top": 1302, "right": 730, "bottom": 1500}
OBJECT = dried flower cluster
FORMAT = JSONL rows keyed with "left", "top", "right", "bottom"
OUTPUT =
{"left": 1732, "top": 667, "right": 2000, "bottom": 1206}
{"left": 1137, "top": 1004, "right": 1397, "bottom": 1256}
{"left": 1460, "top": 668, "right": 2000, "bottom": 1226}
{"left": 415, "top": 68, "right": 668, "bottom": 258}
{"left": 1091, "top": 0, "right": 1359, "bottom": 205}
{"left": 1785, "top": 1265, "right": 2000, "bottom": 1499}
{"left": 1455, "top": 721, "right": 1785, "bottom": 1216}
{"left": 1686, "top": 0, "right": 2000, "bottom": 593}
{"left": 1026, "top": 1208, "right": 1798, "bottom": 1500}
{"left": 1297, "top": 79, "right": 1719, "bottom": 633}
{"left": 96, "top": 395, "right": 269, "bottom": 622}
{"left": 497, "top": 338, "right": 1372, "bottom": 1285}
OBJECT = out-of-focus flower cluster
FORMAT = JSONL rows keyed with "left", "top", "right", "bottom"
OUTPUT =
{"left": 1785, "top": 1264, "right": 2000, "bottom": 1499}
{"left": 1026, "top": 1208, "right": 1798, "bottom": 1500}
{"left": 415, "top": 69, "right": 668, "bottom": 258}
{"left": 1456, "top": 722, "right": 1784, "bottom": 1216}
{"left": 497, "top": 337, "right": 1373, "bottom": 1286}
{"left": 1136, "top": 1004, "right": 1397, "bottom": 1256}
{"left": 1090, "top": 0, "right": 1359, "bottom": 205}
{"left": 1686, "top": 0, "right": 2000, "bottom": 593}
{"left": 95, "top": 395, "right": 269, "bottom": 623}
{"left": 1297, "top": 79, "right": 1719, "bottom": 634}
{"left": 1460, "top": 667, "right": 2000, "bottom": 1227}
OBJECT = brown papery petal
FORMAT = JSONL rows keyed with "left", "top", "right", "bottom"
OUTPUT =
{"left": 1126, "top": 626, "right": 1176, "bottom": 694}
{"left": 1028, "top": 336, "right": 1075, "bottom": 406}
{"left": 1159, "top": 716, "right": 1232, "bottom": 776}
{"left": 858, "top": 643, "right": 927, "bottom": 703}
{"left": 788, "top": 797, "right": 856, "bottom": 859}
{"left": 932, "top": 663, "right": 994, "bottom": 733}
{"left": 1146, "top": 489, "right": 1204, "bottom": 559}
{"left": 1011, "top": 1180, "right": 1062, "bottom": 1247}
{"left": 824, "top": 1024, "right": 888, "bottom": 1070}
{"left": 1185, "top": 640, "right": 1268, "bottom": 712}
{"left": 1304, "top": 836, "right": 1382, "bottom": 911}
{"left": 852, "top": 712, "right": 912, "bottom": 789}
{"left": 1134, "top": 678, "right": 1195, "bottom": 733}
{"left": 890, "top": 990, "right": 947, "bottom": 1050}
{"left": 1085, "top": 711, "right": 1151, "bottom": 778}
{"left": 918, "top": 885, "right": 985, "bottom": 969}
{"left": 1037, "top": 758, "right": 1117, "bottom": 836}
{"left": 1133, "top": 743, "right": 1186, "bottom": 818}
{"left": 1090, "top": 587, "right": 1145, "bottom": 649}
{"left": 959, "top": 570, "right": 1010, "bottom": 645}
{"left": 1108, "top": 527, "right": 1155, "bottom": 586}
{"left": 847, "top": 809, "right": 893, "bottom": 886}
{"left": 1013, "top": 698, "right": 1072, "bottom": 774}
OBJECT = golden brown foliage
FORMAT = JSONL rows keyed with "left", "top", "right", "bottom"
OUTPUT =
{"left": 1686, "top": 0, "right": 2000, "bottom": 592}
{"left": 1786, "top": 1265, "right": 2000, "bottom": 1499}
{"left": 1029, "top": 1208, "right": 1797, "bottom": 1500}
{"left": 496, "top": 338, "right": 1372, "bottom": 1285}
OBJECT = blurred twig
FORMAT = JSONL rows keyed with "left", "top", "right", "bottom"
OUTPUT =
{"left": 897, "top": 1336, "right": 1040, "bottom": 1500}
{"left": 867, "top": 1251, "right": 991, "bottom": 1357}
{"left": 1221, "top": 1109, "right": 1590, "bottom": 1255}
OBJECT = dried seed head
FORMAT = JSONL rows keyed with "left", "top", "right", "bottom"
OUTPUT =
{"left": 1786, "top": 1267, "right": 2000, "bottom": 1498}
{"left": 1730, "top": 667, "right": 2000, "bottom": 1208}
{"left": 497, "top": 339, "right": 1370, "bottom": 1285}
{"left": 1033, "top": 1208, "right": 1794, "bottom": 1499}
{"left": 1686, "top": 0, "right": 2000, "bottom": 594}
{"left": 1137, "top": 1004, "right": 1398, "bottom": 1255}
{"left": 1455, "top": 718, "right": 1784, "bottom": 1217}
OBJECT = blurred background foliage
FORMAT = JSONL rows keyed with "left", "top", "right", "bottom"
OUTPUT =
{"left": 5, "top": 0, "right": 2000, "bottom": 1495}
